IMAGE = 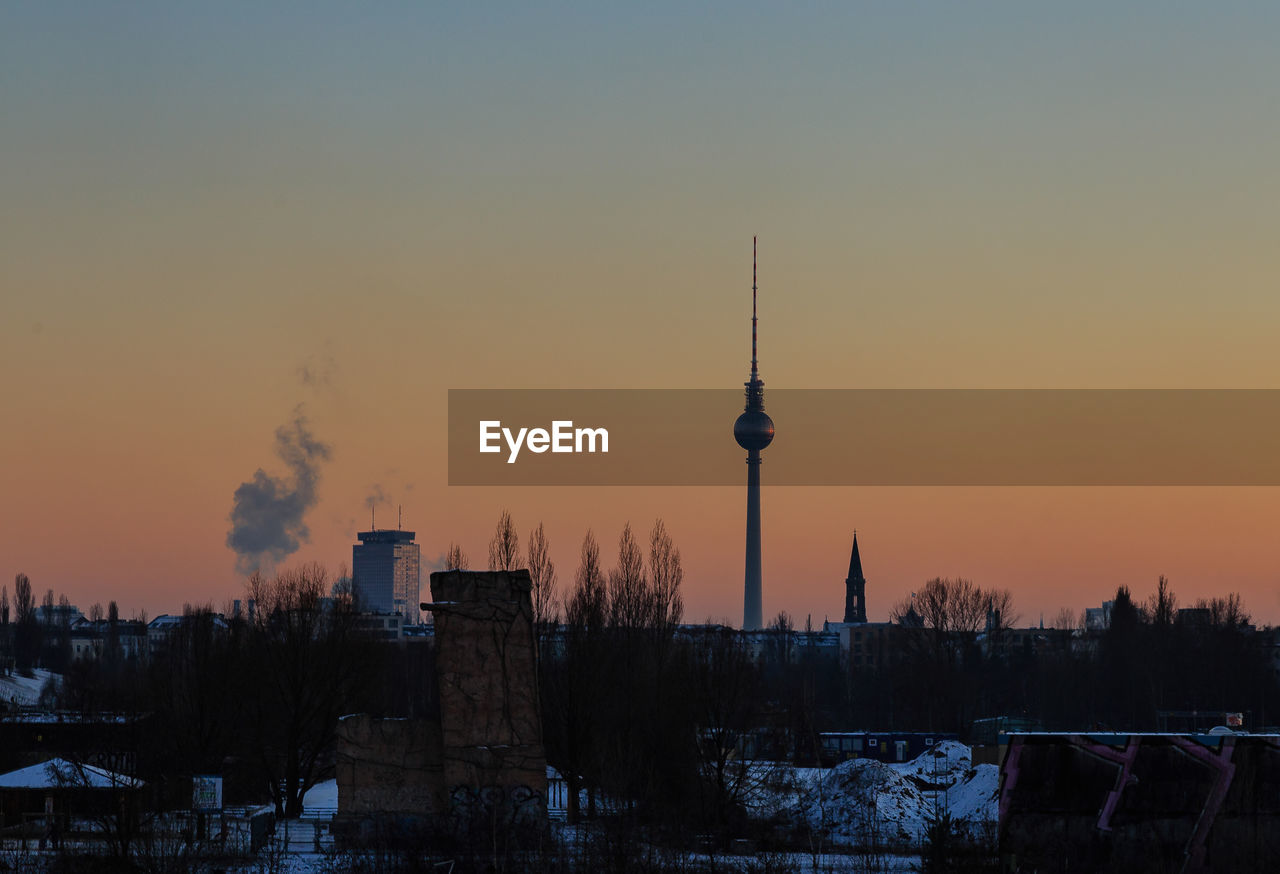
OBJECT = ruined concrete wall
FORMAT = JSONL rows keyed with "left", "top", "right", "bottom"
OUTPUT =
{"left": 334, "top": 713, "right": 443, "bottom": 816}
{"left": 428, "top": 569, "right": 547, "bottom": 815}
{"left": 334, "top": 569, "right": 547, "bottom": 836}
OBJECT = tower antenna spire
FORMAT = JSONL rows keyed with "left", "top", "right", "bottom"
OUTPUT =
{"left": 751, "top": 235, "right": 758, "bottom": 381}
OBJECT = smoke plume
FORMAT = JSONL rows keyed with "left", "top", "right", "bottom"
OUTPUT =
{"left": 226, "top": 407, "right": 332, "bottom": 575}
{"left": 364, "top": 483, "right": 389, "bottom": 512}
{"left": 423, "top": 552, "right": 451, "bottom": 574}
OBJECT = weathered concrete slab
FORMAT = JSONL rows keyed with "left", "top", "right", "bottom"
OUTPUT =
{"left": 428, "top": 569, "right": 547, "bottom": 819}
{"left": 334, "top": 713, "right": 443, "bottom": 816}
{"left": 334, "top": 569, "right": 548, "bottom": 837}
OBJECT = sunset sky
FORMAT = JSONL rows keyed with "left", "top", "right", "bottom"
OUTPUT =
{"left": 5, "top": 3, "right": 1280, "bottom": 626}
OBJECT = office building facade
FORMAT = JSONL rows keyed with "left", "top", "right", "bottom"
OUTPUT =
{"left": 352, "top": 529, "right": 421, "bottom": 624}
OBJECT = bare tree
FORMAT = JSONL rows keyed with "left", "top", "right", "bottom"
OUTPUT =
{"left": 906, "top": 578, "right": 982, "bottom": 634}
{"left": 41, "top": 589, "right": 55, "bottom": 639}
{"left": 1196, "top": 592, "right": 1250, "bottom": 629}
{"left": 769, "top": 611, "right": 794, "bottom": 632}
{"left": 13, "top": 573, "right": 38, "bottom": 674}
{"left": 444, "top": 542, "right": 470, "bottom": 571}
{"left": 888, "top": 578, "right": 1019, "bottom": 731}
{"left": 0, "top": 587, "right": 8, "bottom": 677}
{"left": 1053, "top": 607, "right": 1081, "bottom": 633}
{"left": 647, "top": 518, "right": 684, "bottom": 632}
{"left": 149, "top": 605, "right": 243, "bottom": 781}
{"left": 243, "top": 563, "right": 374, "bottom": 817}
{"left": 52, "top": 751, "right": 147, "bottom": 859}
{"left": 692, "top": 626, "right": 760, "bottom": 839}
{"left": 487, "top": 509, "right": 520, "bottom": 571}
{"left": 891, "top": 578, "right": 1018, "bottom": 636}
{"left": 608, "top": 523, "right": 648, "bottom": 628}
{"left": 566, "top": 531, "right": 607, "bottom": 631}
{"left": 13, "top": 574, "right": 34, "bottom": 622}
{"left": 526, "top": 522, "right": 557, "bottom": 627}
{"left": 555, "top": 530, "right": 608, "bottom": 822}
{"left": 1148, "top": 575, "right": 1177, "bottom": 628}
{"left": 105, "top": 600, "right": 122, "bottom": 667}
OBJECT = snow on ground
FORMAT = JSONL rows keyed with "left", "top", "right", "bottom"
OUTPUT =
{"left": 0, "top": 669, "right": 56, "bottom": 708}
{"left": 745, "top": 741, "right": 999, "bottom": 849}
{"left": 945, "top": 764, "right": 1000, "bottom": 827}
{"left": 127, "top": 745, "right": 994, "bottom": 870}
{"left": 302, "top": 778, "right": 338, "bottom": 813}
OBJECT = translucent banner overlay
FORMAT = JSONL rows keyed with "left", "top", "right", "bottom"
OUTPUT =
{"left": 448, "top": 390, "right": 1280, "bottom": 486}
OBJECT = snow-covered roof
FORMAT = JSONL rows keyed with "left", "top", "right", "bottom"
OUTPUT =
{"left": 148, "top": 613, "right": 229, "bottom": 631}
{"left": 0, "top": 758, "right": 144, "bottom": 790}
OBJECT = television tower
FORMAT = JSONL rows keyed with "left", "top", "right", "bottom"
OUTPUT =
{"left": 734, "top": 237, "right": 775, "bottom": 630}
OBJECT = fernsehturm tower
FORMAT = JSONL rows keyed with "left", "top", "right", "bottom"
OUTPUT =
{"left": 733, "top": 238, "right": 775, "bottom": 630}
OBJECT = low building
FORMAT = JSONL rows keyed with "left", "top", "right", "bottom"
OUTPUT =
{"left": 147, "top": 613, "right": 231, "bottom": 657}
{"left": 819, "top": 731, "right": 959, "bottom": 766}
{"left": 1084, "top": 601, "right": 1114, "bottom": 632}
{"left": 826, "top": 620, "right": 897, "bottom": 670}
{"left": 352, "top": 611, "right": 404, "bottom": 642}
{"left": 0, "top": 757, "right": 145, "bottom": 841}
{"left": 69, "top": 619, "right": 148, "bottom": 662}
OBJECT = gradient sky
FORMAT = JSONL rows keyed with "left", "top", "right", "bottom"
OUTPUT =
{"left": 5, "top": 3, "right": 1280, "bottom": 625}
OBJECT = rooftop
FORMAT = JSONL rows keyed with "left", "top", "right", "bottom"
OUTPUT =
{"left": 356, "top": 529, "right": 416, "bottom": 544}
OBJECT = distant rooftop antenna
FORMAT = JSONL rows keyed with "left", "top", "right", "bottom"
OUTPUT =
{"left": 398, "top": 504, "right": 402, "bottom": 529}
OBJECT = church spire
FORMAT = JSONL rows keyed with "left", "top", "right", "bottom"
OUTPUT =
{"left": 843, "top": 530, "right": 867, "bottom": 624}
{"left": 847, "top": 529, "right": 863, "bottom": 581}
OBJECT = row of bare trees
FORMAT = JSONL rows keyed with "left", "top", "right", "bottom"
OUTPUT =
{"left": 1, "top": 572, "right": 137, "bottom": 676}
{"left": 882, "top": 577, "right": 1018, "bottom": 731}
{"left": 50, "top": 563, "right": 394, "bottom": 819}
{"left": 443, "top": 509, "right": 561, "bottom": 627}
{"left": 843, "top": 575, "right": 1280, "bottom": 734}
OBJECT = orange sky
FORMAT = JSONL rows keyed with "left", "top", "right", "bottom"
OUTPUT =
{"left": 4, "top": 4, "right": 1280, "bottom": 625}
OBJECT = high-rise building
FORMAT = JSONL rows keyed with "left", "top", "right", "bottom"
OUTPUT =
{"left": 733, "top": 238, "right": 775, "bottom": 631}
{"left": 352, "top": 529, "right": 421, "bottom": 624}
{"left": 843, "top": 531, "right": 867, "bottom": 624}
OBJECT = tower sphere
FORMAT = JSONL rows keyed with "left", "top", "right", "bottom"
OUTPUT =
{"left": 734, "top": 409, "right": 775, "bottom": 451}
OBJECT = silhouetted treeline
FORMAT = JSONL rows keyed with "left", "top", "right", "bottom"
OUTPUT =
{"left": 537, "top": 519, "right": 848, "bottom": 847}
{"left": 847, "top": 577, "right": 1280, "bottom": 734}
{"left": 7, "top": 546, "right": 1280, "bottom": 847}
{"left": 5, "top": 565, "right": 434, "bottom": 819}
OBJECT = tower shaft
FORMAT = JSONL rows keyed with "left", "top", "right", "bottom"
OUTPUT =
{"left": 743, "top": 450, "right": 763, "bottom": 630}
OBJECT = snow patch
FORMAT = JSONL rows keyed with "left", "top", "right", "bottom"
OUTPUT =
{"left": 746, "top": 741, "right": 998, "bottom": 849}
